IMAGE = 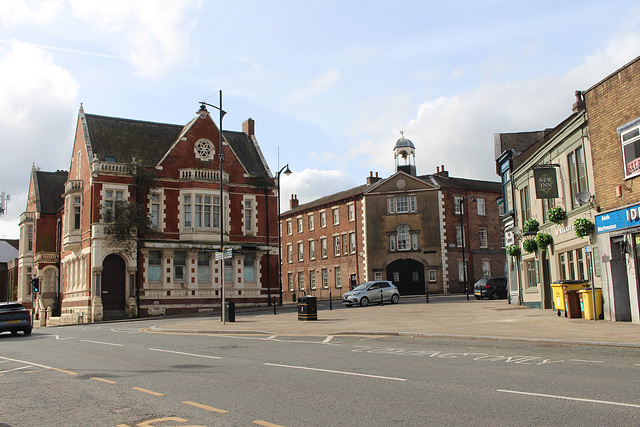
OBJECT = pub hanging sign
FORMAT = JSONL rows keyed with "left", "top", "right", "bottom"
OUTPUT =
{"left": 533, "top": 167, "right": 559, "bottom": 199}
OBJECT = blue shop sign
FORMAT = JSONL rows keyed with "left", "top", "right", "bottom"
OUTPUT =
{"left": 596, "top": 203, "right": 640, "bottom": 233}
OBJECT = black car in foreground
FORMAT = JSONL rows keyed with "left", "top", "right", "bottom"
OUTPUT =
{"left": 0, "top": 302, "right": 32, "bottom": 336}
{"left": 473, "top": 277, "right": 508, "bottom": 300}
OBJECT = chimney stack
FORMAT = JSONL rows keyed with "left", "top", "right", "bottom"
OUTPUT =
{"left": 572, "top": 91, "right": 585, "bottom": 113}
{"left": 290, "top": 194, "right": 299, "bottom": 209}
{"left": 367, "top": 171, "right": 382, "bottom": 185}
{"left": 435, "top": 165, "right": 449, "bottom": 177}
{"left": 242, "top": 118, "right": 255, "bottom": 138}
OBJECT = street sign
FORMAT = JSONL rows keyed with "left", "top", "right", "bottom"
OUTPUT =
{"left": 584, "top": 245, "right": 592, "bottom": 253}
{"left": 224, "top": 248, "right": 233, "bottom": 259}
{"left": 215, "top": 252, "right": 223, "bottom": 261}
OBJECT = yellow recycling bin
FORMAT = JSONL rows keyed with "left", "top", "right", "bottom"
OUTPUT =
{"left": 551, "top": 280, "right": 590, "bottom": 316}
{"left": 578, "top": 288, "right": 603, "bottom": 320}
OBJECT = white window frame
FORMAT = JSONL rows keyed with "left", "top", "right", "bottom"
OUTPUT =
{"left": 243, "top": 197, "right": 256, "bottom": 235}
{"left": 477, "top": 198, "right": 486, "bottom": 216}
{"left": 428, "top": 269, "right": 436, "bottom": 282}
{"left": 320, "top": 211, "right": 327, "bottom": 228}
{"left": 308, "top": 213, "right": 315, "bottom": 230}
{"left": 479, "top": 227, "right": 488, "bottom": 248}
{"left": 348, "top": 203, "right": 355, "bottom": 222}
{"left": 298, "top": 241, "right": 304, "bottom": 262}
{"left": 334, "top": 235, "right": 340, "bottom": 256}
{"left": 297, "top": 216, "right": 303, "bottom": 233}
{"left": 620, "top": 119, "right": 640, "bottom": 179}
{"left": 310, "top": 270, "right": 316, "bottom": 290}
{"left": 332, "top": 207, "right": 339, "bottom": 225}
{"left": 309, "top": 240, "right": 316, "bottom": 260}
{"left": 321, "top": 237, "right": 327, "bottom": 258}
{"left": 287, "top": 244, "right": 293, "bottom": 263}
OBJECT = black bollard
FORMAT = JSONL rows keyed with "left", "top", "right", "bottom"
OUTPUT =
{"left": 426, "top": 288, "right": 429, "bottom": 303}
{"left": 329, "top": 290, "right": 333, "bottom": 310}
{"left": 273, "top": 296, "right": 277, "bottom": 315}
{"left": 380, "top": 289, "right": 384, "bottom": 306}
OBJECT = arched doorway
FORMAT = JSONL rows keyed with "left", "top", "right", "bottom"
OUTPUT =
{"left": 386, "top": 259, "right": 425, "bottom": 295}
{"left": 102, "top": 254, "right": 126, "bottom": 315}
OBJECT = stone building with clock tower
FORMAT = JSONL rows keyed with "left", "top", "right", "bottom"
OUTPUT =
{"left": 19, "top": 104, "right": 279, "bottom": 323}
{"left": 280, "top": 135, "right": 504, "bottom": 301}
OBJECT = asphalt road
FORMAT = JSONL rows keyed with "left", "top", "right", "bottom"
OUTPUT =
{"left": 1, "top": 319, "right": 639, "bottom": 427}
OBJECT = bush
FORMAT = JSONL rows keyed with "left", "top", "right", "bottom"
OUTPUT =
{"left": 522, "top": 239, "right": 538, "bottom": 253}
{"left": 535, "top": 233, "right": 554, "bottom": 251}
{"left": 547, "top": 207, "right": 565, "bottom": 224}
{"left": 523, "top": 218, "right": 540, "bottom": 234}
{"left": 574, "top": 218, "right": 594, "bottom": 238}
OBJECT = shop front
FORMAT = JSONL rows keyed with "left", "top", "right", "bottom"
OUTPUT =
{"left": 596, "top": 205, "right": 640, "bottom": 323}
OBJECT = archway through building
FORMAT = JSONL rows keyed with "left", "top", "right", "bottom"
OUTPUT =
{"left": 386, "top": 259, "right": 425, "bottom": 295}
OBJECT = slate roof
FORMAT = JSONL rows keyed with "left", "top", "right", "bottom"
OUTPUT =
{"left": 425, "top": 174, "right": 502, "bottom": 193}
{"left": 283, "top": 184, "right": 370, "bottom": 216}
{"left": 34, "top": 170, "right": 68, "bottom": 214}
{"left": 84, "top": 113, "right": 270, "bottom": 177}
{"left": 0, "top": 240, "right": 19, "bottom": 263}
{"left": 85, "top": 114, "right": 184, "bottom": 167}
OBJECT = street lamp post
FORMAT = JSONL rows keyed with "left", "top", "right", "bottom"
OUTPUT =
{"left": 199, "top": 91, "right": 227, "bottom": 322}
{"left": 276, "top": 164, "right": 292, "bottom": 306}
{"left": 459, "top": 194, "right": 475, "bottom": 301}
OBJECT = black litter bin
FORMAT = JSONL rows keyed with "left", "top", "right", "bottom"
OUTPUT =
{"left": 298, "top": 295, "right": 317, "bottom": 321}
{"left": 225, "top": 301, "right": 235, "bottom": 322}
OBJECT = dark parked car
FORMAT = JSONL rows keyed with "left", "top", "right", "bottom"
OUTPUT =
{"left": 473, "top": 277, "right": 508, "bottom": 300}
{"left": 342, "top": 281, "right": 400, "bottom": 307}
{"left": 0, "top": 302, "right": 32, "bottom": 336}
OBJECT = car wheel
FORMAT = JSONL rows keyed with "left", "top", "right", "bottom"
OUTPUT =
{"left": 391, "top": 294, "right": 399, "bottom": 304}
{"left": 490, "top": 292, "right": 499, "bottom": 300}
{"left": 360, "top": 297, "right": 369, "bottom": 307}
{"left": 11, "top": 330, "right": 18, "bottom": 335}
{"left": 23, "top": 328, "right": 32, "bottom": 336}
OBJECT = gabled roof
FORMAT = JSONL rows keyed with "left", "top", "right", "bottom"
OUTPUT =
{"left": 84, "top": 114, "right": 184, "bottom": 167}
{"left": 34, "top": 170, "right": 68, "bottom": 214}
{"left": 0, "top": 240, "right": 19, "bottom": 263}
{"left": 83, "top": 112, "right": 270, "bottom": 177}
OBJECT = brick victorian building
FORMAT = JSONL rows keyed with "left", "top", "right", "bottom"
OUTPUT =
{"left": 18, "top": 104, "right": 279, "bottom": 323}
{"left": 280, "top": 136, "right": 504, "bottom": 301}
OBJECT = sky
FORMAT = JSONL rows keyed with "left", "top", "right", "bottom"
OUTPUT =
{"left": 1, "top": 0, "right": 640, "bottom": 239}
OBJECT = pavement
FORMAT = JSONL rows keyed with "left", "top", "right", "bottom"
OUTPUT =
{"left": 149, "top": 295, "right": 640, "bottom": 348}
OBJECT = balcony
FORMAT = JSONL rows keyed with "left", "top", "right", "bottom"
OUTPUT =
{"left": 180, "top": 168, "right": 229, "bottom": 183}
{"left": 65, "top": 179, "right": 83, "bottom": 194}
{"left": 19, "top": 211, "right": 35, "bottom": 224}
{"left": 91, "top": 161, "right": 130, "bottom": 175}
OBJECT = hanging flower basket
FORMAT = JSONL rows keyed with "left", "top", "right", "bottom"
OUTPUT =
{"left": 522, "top": 238, "right": 538, "bottom": 253}
{"left": 535, "top": 233, "right": 554, "bottom": 251}
{"left": 506, "top": 245, "right": 521, "bottom": 257}
{"left": 523, "top": 218, "right": 540, "bottom": 235}
{"left": 574, "top": 218, "right": 594, "bottom": 238}
{"left": 547, "top": 207, "right": 566, "bottom": 224}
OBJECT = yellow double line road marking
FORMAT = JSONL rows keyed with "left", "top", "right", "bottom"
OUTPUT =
{"left": 182, "top": 401, "right": 228, "bottom": 413}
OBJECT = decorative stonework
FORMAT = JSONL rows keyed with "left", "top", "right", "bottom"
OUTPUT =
{"left": 194, "top": 138, "right": 214, "bottom": 161}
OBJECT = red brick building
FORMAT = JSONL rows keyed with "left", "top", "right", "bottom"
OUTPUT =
{"left": 20, "top": 104, "right": 279, "bottom": 323}
{"left": 280, "top": 136, "right": 504, "bottom": 301}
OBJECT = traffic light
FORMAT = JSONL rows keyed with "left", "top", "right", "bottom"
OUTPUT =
{"left": 31, "top": 277, "right": 40, "bottom": 293}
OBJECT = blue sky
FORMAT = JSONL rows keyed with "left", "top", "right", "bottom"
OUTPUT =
{"left": 1, "top": 0, "right": 640, "bottom": 238}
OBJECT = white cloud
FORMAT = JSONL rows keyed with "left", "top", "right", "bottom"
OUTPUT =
{"left": 69, "top": 0, "right": 200, "bottom": 79}
{"left": 0, "top": 0, "right": 62, "bottom": 27}
{"left": 290, "top": 67, "right": 340, "bottom": 102}
{"left": 0, "top": 41, "right": 78, "bottom": 238}
{"left": 280, "top": 168, "right": 357, "bottom": 212}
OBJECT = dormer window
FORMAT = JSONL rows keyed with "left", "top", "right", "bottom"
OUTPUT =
{"left": 104, "top": 155, "right": 116, "bottom": 163}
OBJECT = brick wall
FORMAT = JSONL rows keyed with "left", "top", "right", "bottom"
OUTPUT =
{"left": 585, "top": 56, "right": 640, "bottom": 211}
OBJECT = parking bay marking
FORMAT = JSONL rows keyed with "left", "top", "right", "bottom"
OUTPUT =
{"left": 80, "top": 339, "right": 124, "bottom": 347}
{"left": 265, "top": 363, "right": 407, "bottom": 381}
{"left": 498, "top": 389, "right": 640, "bottom": 408}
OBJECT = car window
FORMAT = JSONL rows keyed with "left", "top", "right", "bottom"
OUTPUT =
{"left": 378, "top": 282, "right": 390, "bottom": 288}
{"left": 369, "top": 284, "right": 379, "bottom": 290}
{"left": 0, "top": 303, "right": 24, "bottom": 312}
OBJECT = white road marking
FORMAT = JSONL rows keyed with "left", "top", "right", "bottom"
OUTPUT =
{"left": 497, "top": 389, "right": 640, "bottom": 408}
{"left": 570, "top": 359, "right": 603, "bottom": 363}
{"left": 148, "top": 348, "right": 221, "bottom": 359}
{"left": 265, "top": 363, "right": 407, "bottom": 381}
{"left": 40, "top": 334, "right": 74, "bottom": 340}
{"left": 322, "top": 336, "right": 334, "bottom": 343}
{"left": 0, "top": 356, "right": 77, "bottom": 375}
{"left": 0, "top": 365, "right": 30, "bottom": 374}
{"left": 80, "top": 339, "right": 123, "bottom": 347}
